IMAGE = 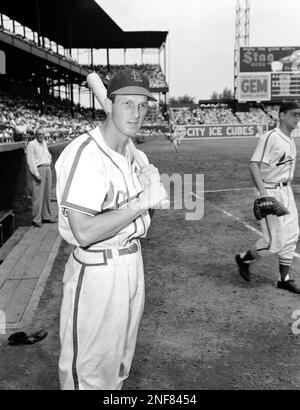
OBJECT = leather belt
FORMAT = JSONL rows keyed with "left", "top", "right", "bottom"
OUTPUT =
{"left": 100, "top": 242, "right": 139, "bottom": 258}
{"left": 118, "top": 243, "right": 139, "bottom": 255}
{"left": 73, "top": 242, "right": 139, "bottom": 266}
{"left": 264, "top": 181, "right": 290, "bottom": 189}
{"left": 37, "top": 163, "right": 51, "bottom": 168}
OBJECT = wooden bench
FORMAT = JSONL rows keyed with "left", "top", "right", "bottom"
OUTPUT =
{"left": 0, "top": 210, "right": 15, "bottom": 247}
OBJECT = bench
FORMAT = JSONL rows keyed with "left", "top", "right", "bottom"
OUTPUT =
{"left": 0, "top": 210, "right": 15, "bottom": 247}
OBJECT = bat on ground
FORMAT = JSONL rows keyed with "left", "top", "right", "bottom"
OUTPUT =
{"left": 86, "top": 72, "right": 170, "bottom": 209}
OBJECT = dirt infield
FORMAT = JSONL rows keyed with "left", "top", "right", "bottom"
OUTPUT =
{"left": 1, "top": 137, "right": 300, "bottom": 390}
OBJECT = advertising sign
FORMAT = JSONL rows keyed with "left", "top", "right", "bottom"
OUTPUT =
{"left": 173, "top": 124, "right": 268, "bottom": 139}
{"left": 238, "top": 73, "right": 271, "bottom": 101}
{"left": 240, "top": 47, "right": 300, "bottom": 73}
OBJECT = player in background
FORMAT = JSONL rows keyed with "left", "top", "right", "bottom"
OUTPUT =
{"left": 235, "top": 101, "right": 300, "bottom": 294}
{"left": 55, "top": 68, "right": 166, "bottom": 390}
{"left": 255, "top": 124, "right": 264, "bottom": 138}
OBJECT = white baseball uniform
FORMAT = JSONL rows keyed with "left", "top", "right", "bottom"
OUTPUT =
{"left": 55, "top": 126, "right": 151, "bottom": 390}
{"left": 250, "top": 127, "right": 299, "bottom": 266}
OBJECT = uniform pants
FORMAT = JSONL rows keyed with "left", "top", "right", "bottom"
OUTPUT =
{"left": 253, "top": 185, "right": 299, "bottom": 266}
{"left": 30, "top": 165, "right": 52, "bottom": 224}
{"left": 59, "top": 243, "right": 145, "bottom": 390}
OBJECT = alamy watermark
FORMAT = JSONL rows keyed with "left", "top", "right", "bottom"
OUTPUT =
{"left": 161, "top": 173, "right": 204, "bottom": 221}
{"left": 108, "top": 173, "right": 205, "bottom": 221}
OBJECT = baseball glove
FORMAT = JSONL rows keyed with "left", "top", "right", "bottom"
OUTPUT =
{"left": 253, "top": 197, "right": 289, "bottom": 220}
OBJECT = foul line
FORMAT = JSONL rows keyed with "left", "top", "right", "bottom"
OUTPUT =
{"left": 199, "top": 184, "right": 300, "bottom": 194}
{"left": 205, "top": 187, "right": 255, "bottom": 193}
{"left": 191, "top": 192, "right": 300, "bottom": 260}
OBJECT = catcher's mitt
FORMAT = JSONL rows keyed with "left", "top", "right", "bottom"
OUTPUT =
{"left": 253, "top": 196, "right": 289, "bottom": 220}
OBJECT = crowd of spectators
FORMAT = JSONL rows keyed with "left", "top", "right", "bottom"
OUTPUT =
{"left": 2, "top": 86, "right": 300, "bottom": 144}
{"left": 143, "top": 104, "right": 167, "bottom": 125}
{"left": 193, "top": 107, "right": 240, "bottom": 124}
{"left": 235, "top": 108, "right": 270, "bottom": 125}
{"left": 0, "top": 90, "right": 169, "bottom": 143}
{"left": 264, "top": 105, "right": 280, "bottom": 129}
{"left": 170, "top": 105, "right": 240, "bottom": 125}
{"left": 169, "top": 105, "right": 284, "bottom": 128}
{"left": 0, "top": 90, "right": 105, "bottom": 143}
{"left": 88, "top": 64, "right": 168, "bottom": 89}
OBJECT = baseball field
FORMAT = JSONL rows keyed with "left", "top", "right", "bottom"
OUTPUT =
{"left": 0, "top": 135, "right": 300, "bottom": 390}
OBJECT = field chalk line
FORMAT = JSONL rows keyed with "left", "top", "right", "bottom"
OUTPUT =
{"left": 201, "top": 185, "right": 300, "bottom": 194}
{"left": 191, "top": 192, "right": 300, "bottom": 260}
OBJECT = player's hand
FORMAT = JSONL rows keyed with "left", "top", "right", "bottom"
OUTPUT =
{"left": 139, "top": 177, "right": 168, "bottom": 210}
{"left": 137, "top": 165, "right": 161, "bottom": 187}
{"left": 35, "top": 176, "right": 42, "bottom": 183}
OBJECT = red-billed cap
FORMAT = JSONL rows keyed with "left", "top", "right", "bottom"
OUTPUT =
{"left": 107, "top": 68, "right": 156, "bottom": 101}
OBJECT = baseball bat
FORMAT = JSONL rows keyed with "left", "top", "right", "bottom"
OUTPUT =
{"left": 86, "top": 72, "right": 170, "bottom": 209}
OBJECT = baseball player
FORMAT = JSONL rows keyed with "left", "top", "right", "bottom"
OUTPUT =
{"left": 55, "top": 68, "right": 166, "bottom": 390}
{"left": 235, "top": 101, "right": 300, "bottom": 293}
{"left": 169, "top": 124, "right": 185, "bottom": 151}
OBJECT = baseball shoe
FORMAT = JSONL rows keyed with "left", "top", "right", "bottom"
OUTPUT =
{"left": 32, "top": 221, "right": 42, "bottom": 228}
{"left": 42, "top": 219, "right": 56, "bottom": 223}
{"left": 277, "top": 280, "right": 300, "bottom": 294}
{"left": 235, "top": 254, "right": 251, "bottom": 282}
{"left": 8, "top": 329, "right": 48, "bottom": 345}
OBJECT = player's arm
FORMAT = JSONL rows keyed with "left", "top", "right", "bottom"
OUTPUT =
{"left": 26, "top": 143, "right": 41, "bottom": 181}
{"left": 67, "top": 165, "right": 163, "bottom": 247}
{"left": 249, "top": 161, "right": 268, "bottom": 197}
{"left": 249, "top": 131, "right": 273, "bottom": 197}
{"left": 67, "top": 203, "right": 144, "bottom": 247}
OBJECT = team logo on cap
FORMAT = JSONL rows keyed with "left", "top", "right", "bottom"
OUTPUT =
{"left": 131, "top": 70, "right": 143, "bottom": 83}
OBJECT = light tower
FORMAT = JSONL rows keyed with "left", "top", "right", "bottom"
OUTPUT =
{"left": 234, "top": 0, "right": 250, "bottom": 99}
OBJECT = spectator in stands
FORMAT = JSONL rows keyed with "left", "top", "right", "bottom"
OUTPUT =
{"left": 12, "top": 118, "right": 28, "bottom": 142}
{"left": 26, "top": 127, "right": 54, "bottom": 227}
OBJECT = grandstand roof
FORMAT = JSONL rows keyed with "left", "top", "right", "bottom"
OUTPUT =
{"left": 1, "top": 0, "right": 168, "bottom": 49}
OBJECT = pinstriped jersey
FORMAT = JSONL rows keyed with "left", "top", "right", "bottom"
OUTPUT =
{"left": 250, "top": 127, "right": 296, "bottom": 184}
{"left": 55, "top": 126, "right": 151, "bottom": 249}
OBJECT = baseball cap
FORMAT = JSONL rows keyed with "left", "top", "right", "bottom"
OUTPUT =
{"left": 107, "top": 68, "right": 156, "bottom": 101}
{"left": 279, "top": 101, "right": 300, "bottom": 113}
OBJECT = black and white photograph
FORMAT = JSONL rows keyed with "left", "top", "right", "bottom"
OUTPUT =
{"left": 0, "top": 0, "right": 300, "bottom": 394}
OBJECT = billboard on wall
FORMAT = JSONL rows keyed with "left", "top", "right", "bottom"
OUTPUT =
{"left": 238, "top": 73, "right": 271, "bottom": 101}
{"left": 240, "top": 47, "right": 300, "bottom": 73}
{"left": 173, "top": 124, "right": 268, "bottom": 139}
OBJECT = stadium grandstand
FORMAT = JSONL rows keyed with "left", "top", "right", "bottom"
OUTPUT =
{"left": 0, "top": 0, "right": 300, "bottom": 226}
{"left": 0, "top": 0, "right": 298, "bottom": 145}
{"left": 0, "top": 0, "right": 169, "bottom": 143}
{"left": 0, "top": 0, "right": 170, "bottom": 238}
{"left": 169, "top": 103, "right": 280, "bottom": 128}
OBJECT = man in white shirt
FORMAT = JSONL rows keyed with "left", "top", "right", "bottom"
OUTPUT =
{"left": 55, "top": 68, "right": 166, "bottom": 390}
{"left": 235, "top": 101, "right": 300, "bottom": 293}
{"left": 26, "top": 127, "right": 53, "bottom": 227}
